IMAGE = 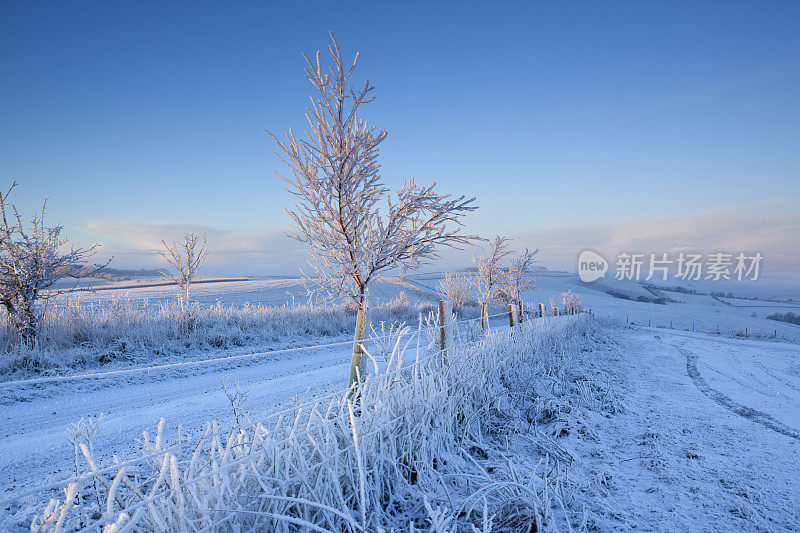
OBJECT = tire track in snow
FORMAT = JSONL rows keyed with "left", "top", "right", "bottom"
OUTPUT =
{"left": 751, "top": 357, "right": 800, "bottom": 394}
{"left": 669, "top": 342, "right": 800, "bottom": 440}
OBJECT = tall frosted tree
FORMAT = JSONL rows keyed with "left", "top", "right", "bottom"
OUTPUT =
{"left": 269, "top": 34, "right": 478, "bottom": 384}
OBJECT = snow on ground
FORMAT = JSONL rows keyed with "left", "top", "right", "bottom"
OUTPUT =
{"left": 55, "top": 277, "right": 434, "bottom": 308}
{"left": 524, "top": 271, "right": 800, "bottom": 342}
{"left": 48, "top": 271, "right": 800, "bottom": 341}
{"left": 0, "top": 310, "right": 508, "bottom": 508}
{"left": 574, "top": 326, "right": 800, "bottom": 530}
{"left": 2, "top": 272, "right": 799, "bottom": 530}
{"left": 718, "top": 297, "right": 800, "bottom": 308}
{"left": 0, "top": 344, "right": 350, "bottom": 501}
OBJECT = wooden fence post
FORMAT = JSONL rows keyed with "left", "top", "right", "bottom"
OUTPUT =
{"left": 554, "top": 308, "right": 559, "bottom": 317}
{"left": 438, "top": 300, "right": 453, "bottom": 362}
{"left": 508, "top": 304, "right": 516, "bottom": 329}
{"left": 480, "top": 301, "right": 487, "bottom": 331}
{"left": 538, "top": 303, "right": 544, "bottom": 318}
{"left": 518, "top": 299, "right": 524, "bottom": 324}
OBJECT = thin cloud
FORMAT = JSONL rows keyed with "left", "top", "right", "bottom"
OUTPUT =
{"left": 71, "top": 220, "right": 306, "bottom": 272}
{"left": 513, "top": 202, "right": 800, "bottom": 272}
{"left": 69, "top": 200, "right": 799, "bottom": 276}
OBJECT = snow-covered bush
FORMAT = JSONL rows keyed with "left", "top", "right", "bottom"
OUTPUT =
{"left": 0, "top": 297, "right": 435, "bottom": 376}
{"left": 436, "top": 271, "right": 472, "bottom": 312}
{"left": 0, "top": 182, "right": 102, "bottom": 347}
{"left": 24, "top": 314, "right": 620, "bottom": 531}
{"left": 548, "top": 294, "right": 561, "bottom": 314}
{"left": 560, "top": 289, "right": 583, "bottom": 311}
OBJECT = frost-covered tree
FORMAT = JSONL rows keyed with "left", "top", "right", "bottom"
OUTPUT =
{"left": 0, "top": 182, "right": 102, "bottom": 345}
{"left": 268, "top": 34, "right": 478, "bottom": 384}
{"left": 560, "top": 289, "right": 583, "bottom": 312}
{"left": 436, "top": 271, "right": 471, "bottom": 313}
{"left": 472, "top": 236, "right": 512, "bottom": 327}
{"left": 160, "top": 231, "right": 207, "bottom": 320}
{"left": 505, "top": 247, "right": 539, "bottom": 310}
{"left": 548, "top": 294, "right": 561, "bottom": 315}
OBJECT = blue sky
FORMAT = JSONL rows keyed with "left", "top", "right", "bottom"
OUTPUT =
{"left": 1, "top": 1, "right": 798, "bottom": 276}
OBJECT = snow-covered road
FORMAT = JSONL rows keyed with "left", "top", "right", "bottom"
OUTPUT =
{"left": 0, "top": 343, "right": 353, "bottom": 502}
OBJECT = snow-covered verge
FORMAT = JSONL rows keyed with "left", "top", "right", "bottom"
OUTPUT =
{"left": 0, "top": 295, "right": 437, "bottom": 378}
{"left": 12, "top": 315, "right": 619, "bottom": 532}
{"left": 566, "top": 326, "right": 800, "bottom": 531}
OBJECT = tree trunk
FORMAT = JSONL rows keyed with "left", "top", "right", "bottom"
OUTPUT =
{"left": 349, "top": 303, "right": 367, "bottom": 386}
{"left": 17, "top": 304, "right": 37, "bottom": 348}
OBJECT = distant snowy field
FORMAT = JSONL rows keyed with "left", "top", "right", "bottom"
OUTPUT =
{"left": 1, "top": 271, "right": 799, "bottom": 530}
{"left": 53, "top": 276, "right": 432, "bottom": 308}
{"left": 52, "top": 271, "right": 800, "bottom": 342}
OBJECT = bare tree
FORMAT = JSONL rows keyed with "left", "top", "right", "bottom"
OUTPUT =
{"left": 560, "top": 289, "right": 583, "bottom": 312}
{"left": 472, "top": 236, "right": 512, "bottom": 328}
{"left": 505, "top": 247, "right": 539, "bottom": 310}
{"left": 0, "top": 182, "right": 102, "bottom": 346}
{"left": 548, "top": 294, "right": 561, "bottom": 315}
{"left": 268, "top": 34, "right": 478, "bottom": 384}
{"left": 436, "top": 271, "right": 472, "bottom": 313}
{"left": 160, "top": 232, "right": 207, "bottom": 320}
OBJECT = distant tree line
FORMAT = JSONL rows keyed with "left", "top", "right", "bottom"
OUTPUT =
{"left": 69, "top": 266, "right": 162, "bottom": 281}
{"left": 767, "top": 312, "right": 800, "bottom": 326}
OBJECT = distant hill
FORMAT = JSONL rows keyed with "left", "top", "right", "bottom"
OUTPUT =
{"left": 70, "top": 266, "right": 162, "bottom": 281}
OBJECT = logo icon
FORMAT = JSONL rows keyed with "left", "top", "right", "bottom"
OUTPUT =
{"left": 578, "top": 250, "right": 607, "bottom": 283}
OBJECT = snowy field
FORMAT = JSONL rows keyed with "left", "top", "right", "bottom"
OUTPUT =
{"left": 1, "top": 272, "right": 799, "bottom": 530}
{"left": 527, "top": 271, "right": 800, "bottom": 342}
{"left": 43, "top": 271, "right": 800, "bottom": 343}
{"left": 569, "top": 326, "right": 800, "bottom": 529}
{"left": 53, "top": 276, "right": 427, "bottom": 308}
